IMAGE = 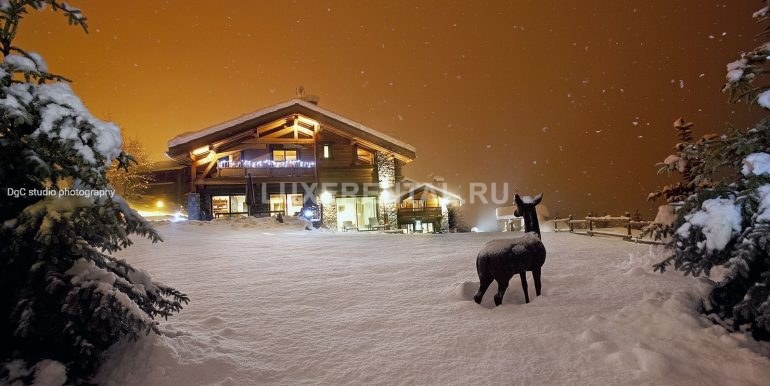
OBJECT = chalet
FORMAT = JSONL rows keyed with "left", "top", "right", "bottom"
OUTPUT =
{"left": 396, "top": 180, "right": 463, "bottom": 233}
{"left": 150, "top": 97, "right": 459, "bottom": 232}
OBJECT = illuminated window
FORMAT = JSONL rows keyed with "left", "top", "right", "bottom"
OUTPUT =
{"left": 356, "top": 147, "right": 374, "bottom": 164}
{"left": 269, "top": 194, "right": 286, "bottom": 213}
{"left": 272, "top": 149, "right": 298, "bottom": 161}
{"left": 212, "top": 195, "right": 247, "bottom": 217}
{"left": 269, "top": 194, "right": 304, "bottom": 215}
{"left": 323, "top": 144, "right": 331, "bottom": 159}
{"left": 212, "top": 196, "right": 230, "bottom": 214}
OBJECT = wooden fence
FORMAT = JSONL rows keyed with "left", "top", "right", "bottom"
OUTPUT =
{"left": 551, "top": 213, "right": 664, "bottom": 245}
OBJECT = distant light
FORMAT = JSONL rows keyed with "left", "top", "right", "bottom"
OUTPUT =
{"left": 320, "top": 191, "right": 333, "bottom": 204}
{"left": 380, "top": 189, "right": 395, "bottom": 203}
{"left": 173, "top": 211, "right": 184, "bottom": 222}
{"left": 156, "top": 200, "right": 164, "bottom": 208}
{"left": 304, "top": 210, "right": 314, "bottom": 218}
{"left": 471, "top": 226, "right": 480, "bottom": 233}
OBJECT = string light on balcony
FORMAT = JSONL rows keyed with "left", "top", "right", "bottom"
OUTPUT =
{"left": 217, "top": 159, "right": 317, "bottom": 169}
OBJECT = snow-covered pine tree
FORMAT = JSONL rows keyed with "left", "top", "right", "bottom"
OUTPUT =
{"left": 643, "top": 118, "right": 715, "bottom": 240}
{"left": 106, "top": 136, "right": 155, "bottom": 201}
{"left": 651, "top": 1, "right": 770, "bottom": 341}
{"left": 0, "top": 1, "right": 188, "bottom": 383}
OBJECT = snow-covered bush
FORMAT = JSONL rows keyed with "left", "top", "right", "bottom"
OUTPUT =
{"left": 650, "top": 1, "right": 770, "bottom": 341}
{"left": 0, "top": 2, "right": 187, "bottom": 383}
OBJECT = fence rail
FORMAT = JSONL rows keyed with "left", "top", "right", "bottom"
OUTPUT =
{"left": 552, "top": 213, "right": 664, "bottom": 245}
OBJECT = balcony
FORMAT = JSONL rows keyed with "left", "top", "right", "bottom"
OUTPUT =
{"left": 397, "top": 206, "right": 442, "bottom": 220}
{"left": 216, "top": 160, "right": 316, "bottom": 180}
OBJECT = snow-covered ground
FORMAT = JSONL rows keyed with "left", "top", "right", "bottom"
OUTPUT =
{"left": 96, "top": 218, "right": 770, "bottom": 385}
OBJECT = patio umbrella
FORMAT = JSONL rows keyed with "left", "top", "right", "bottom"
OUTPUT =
{"left": 245, "top": 173, "right": 255, "bottom": 216}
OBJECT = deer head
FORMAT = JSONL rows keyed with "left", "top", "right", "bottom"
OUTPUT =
{"left": 514, "top": 193, "right": 543, "bottom": 238}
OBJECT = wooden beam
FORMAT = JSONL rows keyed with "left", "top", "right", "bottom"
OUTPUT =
{"left": 201, "top": 158, "right": 218, "bottom": 180}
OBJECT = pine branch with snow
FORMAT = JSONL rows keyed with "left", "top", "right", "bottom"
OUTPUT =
{"left": 0, "top": 2, "right": 187, "bottom": 384}
{"left": 648, "top": 1, "right": 770, "bottom": 341}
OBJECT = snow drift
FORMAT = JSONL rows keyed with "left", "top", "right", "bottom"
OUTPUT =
{"left": 94, "top": 222, "right": 770, "bottom": 385}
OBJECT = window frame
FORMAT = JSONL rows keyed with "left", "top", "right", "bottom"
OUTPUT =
{"left": 272, "top": 149, "right": 298, "bottom": 162}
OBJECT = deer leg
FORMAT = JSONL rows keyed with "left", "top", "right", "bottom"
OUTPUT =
{"left": 532, "top": 267, "right": 542, "bottom": 297}
{"left": 520, "top": 272, "right": 530, "bottom": 303}
{"left": 474, "top": 276, "right": 493, "bottom": 304}
{"left": 493, "top": 280, "right": 509, "bottom": 306}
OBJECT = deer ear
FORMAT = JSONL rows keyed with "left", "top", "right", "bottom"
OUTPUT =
{"left": 532, "top": 193, "right": 543, "bottom": 205}
{"left": 514, "top": 194, "right": 523, "bottom": 206}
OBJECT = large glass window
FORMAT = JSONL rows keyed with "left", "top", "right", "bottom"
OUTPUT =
{"left": 272, "top": 149, "right": 298, "bottom": 161}
{"left": 335, "top": 196, "right": 378, "bottom": 230}
{"left": 212, "top": 194, "right": 247, "bottom": 217}
{"left": 269, "top": 194, "right": 286, "bottom": 214}
{"left": 212, "top": 196, "right": 230, "bottom": 215}
{"left": 230, "top": 195, "right": 247, "bottom": 213}
{"left": 286, "top": 194, "right": 304, "bottom": 216}
{"left": 269, "top": 193, "right": 305, "bottom": 216}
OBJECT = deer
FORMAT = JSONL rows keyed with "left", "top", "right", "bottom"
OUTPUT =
{"left": 473, "top": 193, "right": 546, "bottom": 306}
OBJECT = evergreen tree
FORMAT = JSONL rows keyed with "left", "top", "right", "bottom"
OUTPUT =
{"left": 643, "top": 118, "right": 716, "bottom": 240}
{"left": 106, "top": 136, "right": 154, "bottom": 200}
{"left": 0, "top": 2, "right": 187, "bottom": 383}
{"left": 448, "top": 203, "right": 469, "bottom": 232}
{"left": 650, "top": 1, "right": 770, "bottom": 341}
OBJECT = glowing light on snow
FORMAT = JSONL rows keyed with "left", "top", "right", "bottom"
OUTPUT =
{"left": 471, "top": 226, "right": 480, "bottom": 233}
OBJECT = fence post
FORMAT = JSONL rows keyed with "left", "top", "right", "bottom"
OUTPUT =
{"left": 587, "top": 212, "right": 593, "bottom": 235}
{"left": 568, "top": 214, "right": 574, "bottom": 232}
{"left": 625, "top": 211, "right": 632, "bottom": 237}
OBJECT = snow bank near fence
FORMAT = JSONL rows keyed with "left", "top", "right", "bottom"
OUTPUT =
{"left": 95, "top": 224, "right": 770, "bottom": 385}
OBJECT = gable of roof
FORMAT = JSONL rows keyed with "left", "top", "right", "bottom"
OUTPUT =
{"left": 397, "top": 182, "right": 463, "bottom": 203}
{"left": 166, "top": 99, "right": 416, "bottom": 162}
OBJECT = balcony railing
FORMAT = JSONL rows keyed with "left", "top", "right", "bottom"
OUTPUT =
{"left": 217, "top": 160, "right": 316, "bottom": 179}
{"left": 218, "top": 160, "right": 316, "bottom": 169}
{"left": 397, "top": 206, "right": 442, "bottom": 218}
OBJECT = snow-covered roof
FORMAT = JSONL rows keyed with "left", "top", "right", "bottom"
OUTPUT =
{"left": 149, "top": 160, "right": 186, "bottom": 172}
{"left": 397, "top": 181, "right": 463, "bottom": 202}
{"left": 167, "top": 99, "right": 416, "bottom": 154}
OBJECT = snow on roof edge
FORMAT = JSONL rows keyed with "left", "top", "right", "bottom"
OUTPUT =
{"left": 167, "top": 99, "right": 416, "bottom": 154}
{"left": 398, "top": 181, "right": 463, "bottom": 202}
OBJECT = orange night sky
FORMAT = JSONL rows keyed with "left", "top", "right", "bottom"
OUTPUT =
{"left": 16, "top": 1, "right": 766, "bottom": 226}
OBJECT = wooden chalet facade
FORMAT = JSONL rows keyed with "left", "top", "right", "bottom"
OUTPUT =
{"left": 159, "top": 98, "right": 421, "bottom": 230}
{"left": 396, "top": 181, "right": 463, "bottom": 233}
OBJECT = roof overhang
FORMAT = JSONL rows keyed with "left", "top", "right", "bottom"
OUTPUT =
{"left": 397, "top": 182, "right": 463, "bottom": 203}
{"left": 166, "top": 99, "right": 416, "bottom": 164}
